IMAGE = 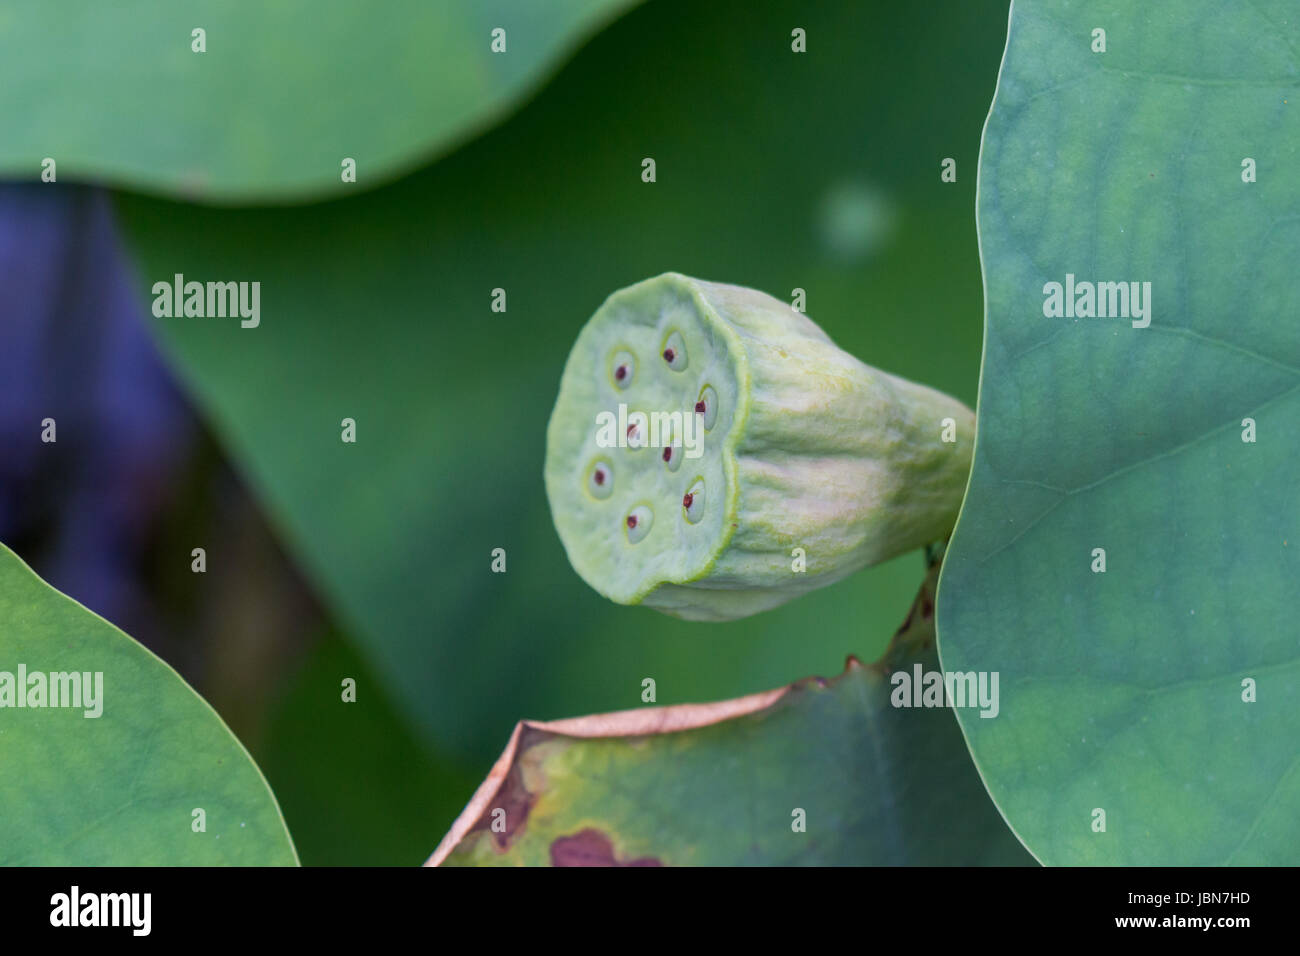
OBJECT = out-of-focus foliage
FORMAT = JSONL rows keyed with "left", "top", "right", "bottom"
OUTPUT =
{"left": 0, "top": 0, "right": 642, "bottom": 202}
{"left": 260, "top": 630, "right": 481, "bottom": 865}
{"left": 116, "top": 0, "right": 1009, "bottom": 768}
{"left": 0, "top": 185, "right": 191, "bottom": 644}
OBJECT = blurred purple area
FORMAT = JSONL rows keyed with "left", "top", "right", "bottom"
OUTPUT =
{"left": 0, "top": 182, "right": 193, "bottom": 645}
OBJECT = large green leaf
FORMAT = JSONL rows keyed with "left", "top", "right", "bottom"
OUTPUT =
{"left": 939, "top": 0, "right": 1299, "bottom": 864}
{"left": 433, "top": 551, "right": 1033, "bottom": 865}
{"left": 0, "top": 0, "right": 639, "bottom": 202}
{"left": 0, "top": 543, "right": 297, "bottom": 865}
{"left": 115, "top": 0, "right": 1010, "bottom": 762}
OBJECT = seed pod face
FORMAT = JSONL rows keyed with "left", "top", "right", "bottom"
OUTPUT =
{"left": 545, "top": 275, "right": 747, "bottom": 609}
{"left": 545, "top": 272, "right": 975, "bottom": 621}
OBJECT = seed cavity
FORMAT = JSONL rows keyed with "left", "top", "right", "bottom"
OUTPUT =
{"left": 696, "top": 385, "right": 718, "bottom": 430}
{"left": 683, "top": 479, "right": 705, "bottom": 524}
{"left": 587, "top": 460, "right": 613, "bottom": 499}
{"left": 661, "top": 421, "right": 682, "bottom": 471}
{"left": 626, "top": 505, "right": 653, "bottom": 543}
{"left": 661, "top": 331, "right": 688, "bottom": 371}
{"left": 611, "top": 350, "right": 635, "bottom": 390}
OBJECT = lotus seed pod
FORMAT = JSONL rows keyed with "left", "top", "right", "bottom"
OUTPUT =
{"left": 544, "top": 272, "right": 974, "bottom": 621}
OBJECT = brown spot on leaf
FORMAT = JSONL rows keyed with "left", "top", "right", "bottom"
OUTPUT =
{"left": 469, "top": 758, "right": 536, "bottom": 851}
{"left": 550, "top": 828, "right": 662, "bottom": 867}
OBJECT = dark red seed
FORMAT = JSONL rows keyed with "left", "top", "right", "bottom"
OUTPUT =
{"left": 627, "top": 425, "right": 637, "bottom": 438}
{"left": 682, "top": 493, "right": 694, "bottom": 509}
{"left": 626, "top": 515, "right": 638, "bottom": 528}
{"left": 694, "top": 400, "right": 706, "bottom": 414}
{"left": 615, "top": 365, "right": 627, "bottom": 381}
{"left": 663, "top": 348, "right": 675, "bottom": 362}
{"left": 662, "top": 447, "right": 672, "bottom": 462}
{"left": 594, "top": 470, "right": 605, "bottom": 485}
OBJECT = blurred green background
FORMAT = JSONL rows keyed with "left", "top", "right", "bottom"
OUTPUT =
{"left": 1, "top": 0, "right": 1007, "bottom": 863}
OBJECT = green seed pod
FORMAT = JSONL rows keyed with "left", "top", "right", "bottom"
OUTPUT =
{"left": 544, "top": 273, "right": 974, "bottom": 621}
